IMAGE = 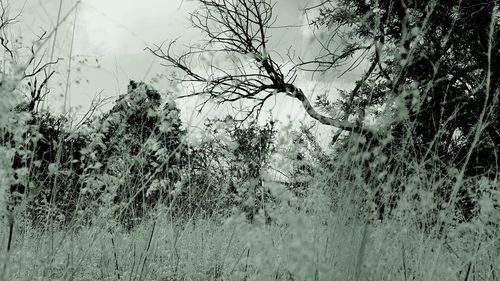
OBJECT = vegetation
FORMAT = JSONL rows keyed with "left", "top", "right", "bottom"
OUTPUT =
{"left": 1, "top": 0, "right": 499, "bottom": 280}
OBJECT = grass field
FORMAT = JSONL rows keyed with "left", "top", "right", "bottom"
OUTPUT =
{"left": 2, "top": 184, "right": 499, "bottom": 281}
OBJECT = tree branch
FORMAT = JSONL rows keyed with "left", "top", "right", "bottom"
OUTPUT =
{"left": 149, "top": 0, "right": 376, "bottom": 135}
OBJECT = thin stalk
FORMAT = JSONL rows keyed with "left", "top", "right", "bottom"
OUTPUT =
{"left": 63, "top": 2, "right": 79, "bottom": 114}
{"left": 43, "top": 0, "right": 64, "bottom": 110}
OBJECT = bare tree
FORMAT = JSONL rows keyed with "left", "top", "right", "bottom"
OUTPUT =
{"left": 148, "top": 0, "right": 375, "bottom": 136}
{"left": 5, "top": 27, "right": 60, "bottom": 113}
{"left": 0, "top": 0, "right": 81, "bottom": 114}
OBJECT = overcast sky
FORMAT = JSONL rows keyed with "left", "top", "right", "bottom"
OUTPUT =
{"left": 10, "top": 0, "right": 365, "bottom": 142}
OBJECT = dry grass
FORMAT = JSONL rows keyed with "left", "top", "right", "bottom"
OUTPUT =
{"left": 2, "top": 184, "right": 499, "bottom": 281}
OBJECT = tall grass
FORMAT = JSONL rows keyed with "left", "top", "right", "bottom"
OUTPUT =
{"left": 2, "top": 180, "right": 498, "bottom": 281}
{"left": 1, "top": 131, "right": 499, "bottom": 280}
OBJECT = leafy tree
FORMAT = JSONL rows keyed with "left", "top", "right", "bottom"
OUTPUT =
{"left": 0, "top": 107, "right": 90, "bottom": 228}
{"left": 227, "top": 119, "right": 276, "bottom": 221}
{"left": 20, "top": 113, "right": 88, "bottom": 225}
{"left": 178, "top": 119, "right": 237, "bottom": 218}
{"left": 183, "top": 117, "right": 276, "bottom": 221}
{"left": 313, "top": 0, "right": 499, "bottom": 176}
{"left": 84, "top": 81, "right": 187, "bottom": 228}
{"left": 312, "top": 0, "right": 499, "bottom": 220}
{"left": 287, "top": 124, "right": 330, "bottom": 198}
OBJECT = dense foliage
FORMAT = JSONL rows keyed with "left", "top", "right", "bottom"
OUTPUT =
{"left": 1, "top": 81, "right": 187, "bottom": 228}
{"left": 312, "top": 0, "right": 499, "bottom": 221}
{"left": 2, "top": 80, "right": 281, "bottom": 228}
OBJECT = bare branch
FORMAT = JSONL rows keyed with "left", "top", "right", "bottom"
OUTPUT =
{"left": 0, "top": 1, "right": 62, "bottom": 114}
{"left": 0, "top": 0, "right": 21, "bottom": 59}
{"left": 149, "top": 0, "right": 376, "bottom": 135}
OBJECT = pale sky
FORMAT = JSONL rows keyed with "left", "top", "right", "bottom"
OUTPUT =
{"left": 9, "top": 0, "right": 365, "bottom": 143}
